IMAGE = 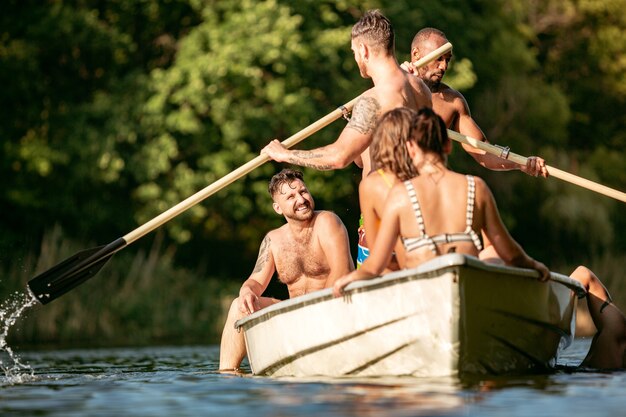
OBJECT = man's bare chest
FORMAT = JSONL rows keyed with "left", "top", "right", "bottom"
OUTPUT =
{"left": 432, "top": 96, "right": 457, "bottom": 127}
{"left": 272, "top": 240, "right": 330, "bottom": 285}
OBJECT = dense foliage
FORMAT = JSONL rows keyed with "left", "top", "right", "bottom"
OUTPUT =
{"left": 1, "top": 0, "right": 624, "bottom": 344}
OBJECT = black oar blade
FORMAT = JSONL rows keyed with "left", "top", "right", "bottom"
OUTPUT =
{"left": 27, "top": 238, "right": 126, "bottom": 305}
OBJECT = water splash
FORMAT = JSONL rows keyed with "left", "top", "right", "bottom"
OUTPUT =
{"left": 0, "top": 289, "right": 38, "bottom": 384}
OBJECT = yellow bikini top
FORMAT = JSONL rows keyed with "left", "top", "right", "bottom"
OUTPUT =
{"left": 377, "top": 169, "right": 394, "bottom": 189}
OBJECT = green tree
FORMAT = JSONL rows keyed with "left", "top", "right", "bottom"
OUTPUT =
{"left": 510, "top": 0, "right": 626, "bottom": 258}
{"left": 0, "top": 0, "right": 201, "bottom": 250}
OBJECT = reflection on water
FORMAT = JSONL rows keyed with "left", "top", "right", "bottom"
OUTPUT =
{"left": 0, "top": 340, "right": 624, "bottom": 417}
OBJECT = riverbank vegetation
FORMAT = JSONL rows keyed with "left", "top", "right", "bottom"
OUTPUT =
{"left": 2, "top": 226, "right": 241, "bottom": 347}
{"left": 1, "top": 0, "right": 624, "bottom": 346}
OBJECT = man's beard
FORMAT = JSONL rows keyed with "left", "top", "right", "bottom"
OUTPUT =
{"left": 286, "top": 204, "right": 314, "bottom": 221}
{"left": 417, "top": 68, "right": 443, "bottom": 90}
{"left": 424, "top": 76, "right": 441, "bottom": 91}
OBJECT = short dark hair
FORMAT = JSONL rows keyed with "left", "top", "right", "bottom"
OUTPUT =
{"left": 268, "top": 169, "right": 305, "bottom": 197}
{"left": 411, "top": 27, "right": 447, "bottom": 53}
{"left": 351, "top": 9, "right": 395, "bottom": 56}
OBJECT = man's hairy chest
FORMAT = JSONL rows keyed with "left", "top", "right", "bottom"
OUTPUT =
{"left": 272, "top": 241, "right": 330, "bottom": 285}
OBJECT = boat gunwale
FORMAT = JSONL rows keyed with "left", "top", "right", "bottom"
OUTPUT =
{"left": 235, "top": 253, "right": 585, "bottom": 331}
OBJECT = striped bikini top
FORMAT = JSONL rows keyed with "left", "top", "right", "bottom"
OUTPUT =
{"left": 401, "top": 175, "right": 483, "bottom": 254}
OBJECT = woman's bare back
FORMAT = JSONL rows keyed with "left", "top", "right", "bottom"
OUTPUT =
{"left": 396, "top": 171, "right": 483, "bottom": 267}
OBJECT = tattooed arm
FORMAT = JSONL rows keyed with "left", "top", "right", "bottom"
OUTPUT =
{"left": 261, "top": 96, "right": 381, "bottom": 170}
{"left": 238, "top": 233, "right": 276, "bottom": 314}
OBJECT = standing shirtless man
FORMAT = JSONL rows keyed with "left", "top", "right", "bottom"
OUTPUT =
{"left": 219, "top": 169, "right": 354, "bottom": 371}
{"left": 262, "top": 10, "right": 432, "bottom": 179}
{"left": 406, "top": 27, "right": 548, "bottom": 178}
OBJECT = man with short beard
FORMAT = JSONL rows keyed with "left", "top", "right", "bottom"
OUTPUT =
{"left": 219, "top": 169, "right": 354, "bottom": 371}
{"left": 405, "top": 28, "right": 548, "bottom": 178}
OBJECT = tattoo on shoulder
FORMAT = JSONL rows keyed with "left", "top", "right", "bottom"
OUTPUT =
{"left": 253, "top": 235, "right": 271, "bottom": 273}
{"left": 347, "top": 96, "right": 380, "bottom": 135}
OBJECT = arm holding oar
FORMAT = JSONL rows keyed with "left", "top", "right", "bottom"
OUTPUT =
{"left": 262, "top": 12, "right": 443, "bottom": 178}
{"left": 447, "top": 130, "right": 626, "bottom": 204}
{"left": 403, "top": 27, "right": 548, "bottom": 178}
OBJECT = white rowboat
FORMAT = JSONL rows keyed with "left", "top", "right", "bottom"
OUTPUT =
{"left": 236, "top": 254, "right": 586, "bottom": 377}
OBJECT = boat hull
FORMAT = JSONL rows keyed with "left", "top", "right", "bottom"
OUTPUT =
{"left": 235, "top": 254, "right": 584, "bottom": 377}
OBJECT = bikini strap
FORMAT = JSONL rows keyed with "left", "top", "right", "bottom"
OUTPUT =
{"left": 403, "top": 180, "right": 437, "bottom": 253}
{"left": 377, "top": 168, "right": 394, "bottom": 188}
{"left": 464, "top": 175, "right": 483, "bottom": 251}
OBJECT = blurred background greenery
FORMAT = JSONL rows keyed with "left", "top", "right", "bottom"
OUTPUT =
{"left": 1, "top": 0, "right": 624, "bottom": 347}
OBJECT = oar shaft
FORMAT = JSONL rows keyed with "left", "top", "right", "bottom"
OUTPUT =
{"left": 123, "top": 100, "right": 357, "bottom": 245}
{"left": 546, "top": 166, "right": 626, "bottom": 203}
{"left": 447, "top": 130, "right": 626, "bottom": 203}
{"left": 418, "top": 42, "right": 452, "bottom": 66}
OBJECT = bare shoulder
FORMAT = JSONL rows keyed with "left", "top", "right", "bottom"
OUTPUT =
{"left": 440, "top": 83, "right": 470, "bottom": 112}
{"left": 439, "top": 82, "right": 464, "bottom": 98}
{"left": 384, "top": 182, "right": 411, "bottom": 210}
{"left": 266, "top": 225, "right": 287, "bottom": 244}
{"left": 314, "top": 210, "right": 346, "bottom": 231}
{"left": 471, "top": 175, "right": 489, "bottom": 192}
{"left": 409, "top": 74, "right": 431, "bottom": 96}
{"left": 359, "top": 171, "right": 380, "bottom": 191}
{"left": 407, "top": 74, "right": 432, "bottom": 107}
{"left": 359, "top": 173, "right": 388, "bottom": 199}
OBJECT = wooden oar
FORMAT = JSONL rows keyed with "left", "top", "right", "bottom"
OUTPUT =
{"left": 447, "top": 130, "right": 626, "bottom": 203}
{"left": 26, "top": 101, "right": 356, "bottom": 305}
{"left": 27, "top": 42, "right": 454, "bottom": 305}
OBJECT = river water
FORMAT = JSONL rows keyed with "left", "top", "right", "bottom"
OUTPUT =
{"left": 1, "top": 289, "right": 625, "bottom": 416}
{"left": 1, "top": 338, "right": 624, "bottom": 417}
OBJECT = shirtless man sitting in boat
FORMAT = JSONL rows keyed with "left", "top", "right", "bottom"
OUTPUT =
{"left": 219, "top": 169, "right": 354, "bottom": 371}
{"left": 333, "top": 107, "right": 626, "bottom": 369}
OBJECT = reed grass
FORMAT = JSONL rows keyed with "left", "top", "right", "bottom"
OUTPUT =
{"left": 1, "top": 226, "right": 241, "bottom": 348}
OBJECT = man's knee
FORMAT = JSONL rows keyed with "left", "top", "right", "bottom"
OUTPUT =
{"left": 226, "top": 297, "right": 246, "bottom": 321}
